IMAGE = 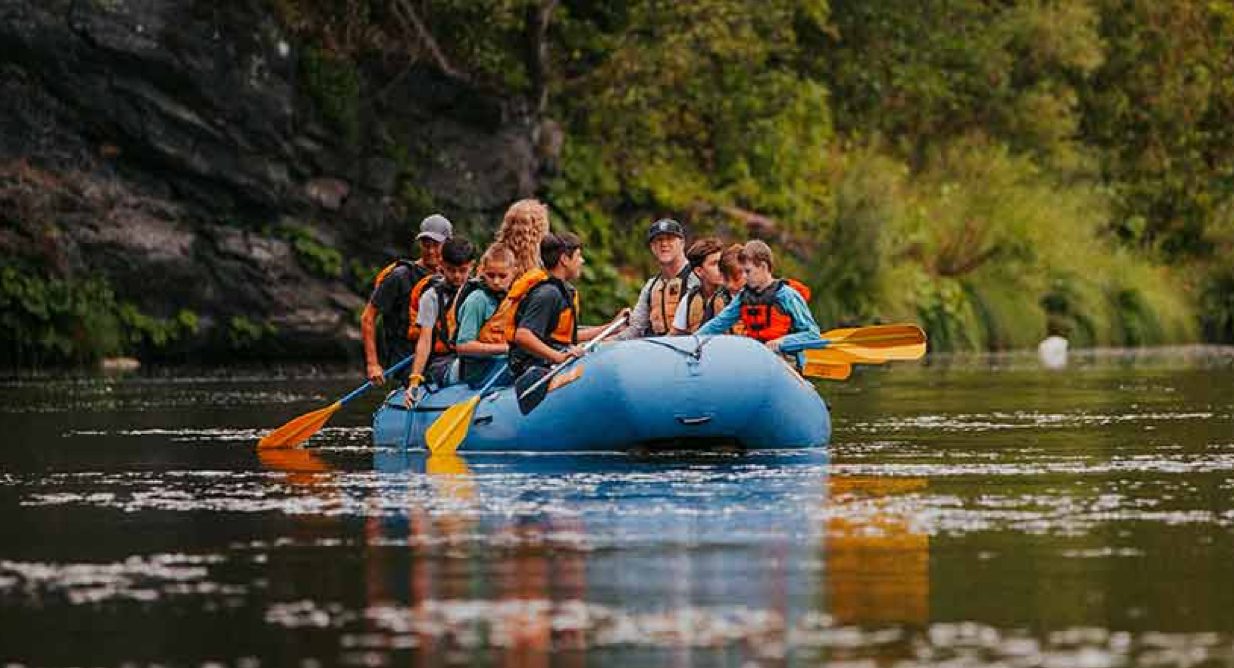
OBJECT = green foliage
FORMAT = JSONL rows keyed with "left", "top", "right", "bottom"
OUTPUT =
{"left": 277, "top": 224, "right": 344, "bottom": 278}
{"left": 546, "top": 141, "right": 641, "bottom": 321}
{"left": 1079, "top": 0, "right": 1234, "bottom": 257}
{"left": 349, "top": 259, "right": 381, "bottom": 294}
{"left": 819, "top": 0, "right": 1103, "bottom": 170}
{"left": 228, "top": 316, "right": 278, "bottom": 349}
{"left": 557, "top": 0, "right": 835, "bottom": 229}
{"left": 804, "top": 140, "right": 1195, "bottom": 350}
{"left": 1201, "top": 267, "right": 1234, "bottom": 343}
{"left": 0, "top": 265, "right": 199, "bottom": 366}
{"left": 300, "top": 46, "right": 361, "bottom": 144}
{"left": 244, "top": 0, "right": 1234, "bottom": 352}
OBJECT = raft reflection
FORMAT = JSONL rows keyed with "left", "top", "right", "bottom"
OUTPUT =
{"left": 358, "top": 451, "right": 831, "bottom": 666}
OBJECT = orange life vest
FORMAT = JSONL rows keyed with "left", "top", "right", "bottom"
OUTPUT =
{"left": 448, "top": 278, "right": 508, "bottom": 346}
{"left": 372, "top": 259, "right": 430, "bottom": 292}
{"left": 646, "top": 264, "right": 694, "bottom": 336}
{"left": 682, "top": 285, "right": 732, "bottom": 333}
{"left": 406, "top": 275, "right": 459, "bottom": 355}
{"left": 738, "top": 278, "right": 812, "bottom": 343}
{"left": 481, "top": 269, "right": 578, "bottom": 346}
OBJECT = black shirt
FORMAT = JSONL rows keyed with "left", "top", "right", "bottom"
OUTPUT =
{"left": 508, "top": 279, "right": 576, "bottom": 376}
{"left": 368, "top": 261, "right": 431, "bottom": 369}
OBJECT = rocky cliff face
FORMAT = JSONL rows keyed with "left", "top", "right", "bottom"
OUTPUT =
{"left": 0, "top": 0, "right": 542, "bottom": 363}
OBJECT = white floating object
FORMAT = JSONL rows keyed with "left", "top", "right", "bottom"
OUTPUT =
{"left": 1037, "top": 336, "right": 1069, "bottom": 370}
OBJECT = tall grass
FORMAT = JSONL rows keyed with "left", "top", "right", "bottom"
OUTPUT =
{"left": 806, "top": 138, "right": 1195, "bottom": 350}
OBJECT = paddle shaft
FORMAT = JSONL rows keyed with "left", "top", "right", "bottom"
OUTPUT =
{"left": 342, "top": 355, "right": 413, "bottom": 405}
{"left": 517, "top": 316, "right": 628, "bottom": 402}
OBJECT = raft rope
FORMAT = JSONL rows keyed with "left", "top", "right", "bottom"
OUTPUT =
{"left": 639, "top": 334, "right": 716, "bottom": 361}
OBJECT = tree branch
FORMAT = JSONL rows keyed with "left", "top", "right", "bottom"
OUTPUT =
{"left": 388, "top": 0, "right": 468, "bottom": 83}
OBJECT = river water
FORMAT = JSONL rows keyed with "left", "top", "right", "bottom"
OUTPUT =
{"left": 1, "top": 347, "right": 1233, "bottom": 667}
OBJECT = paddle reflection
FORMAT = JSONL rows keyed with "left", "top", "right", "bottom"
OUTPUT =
{"left": 257, "top": 447, "right": 333, "bottom": 487}
{"left": 825, "top": 476, "right": 930, "bottom": 626}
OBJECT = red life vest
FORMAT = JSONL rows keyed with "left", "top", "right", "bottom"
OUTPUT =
{"left": 738, "top": 278, "right": 812, "bottom": 342}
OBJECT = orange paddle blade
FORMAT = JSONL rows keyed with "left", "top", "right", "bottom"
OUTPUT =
{"left": 257, "top": 401, "right": 342, "bottom": 450}
{"left": 426, "top": 395, "right": 482, "bottom": 455}
{"left": 802, "top": 359, "right": 852, "bottom": 380}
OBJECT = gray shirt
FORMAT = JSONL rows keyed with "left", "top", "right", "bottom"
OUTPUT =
{"left": 616, "top": 270, "right": 700, "bottom": 340}
{"left": 416, "top": 286, "right": 442, "bottom": 329}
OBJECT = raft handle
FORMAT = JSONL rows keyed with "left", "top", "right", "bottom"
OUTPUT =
{"left": 676, "top": 415, "right": 713, "bottom": 426}
{"left": 473, "top": 415, "right": 493, "bottom": 426}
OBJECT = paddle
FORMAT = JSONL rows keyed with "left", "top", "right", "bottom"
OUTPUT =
{"left": 801, "top": 357, "right": 852, "bottom": 380}
{"left": 258, "top": 355, "right": 413, "bottom": 450}
{"left": 426, "top": 314, "right": 629, "bottom": 455}
{"left": 782, "top": 324, "right": 926, "bottom": 381}
{"left": 781, "top": 324, "right": 927, "bottom": 362}
{"left": 423, "top": 365, "right": 509, "bottom": 456}
{"left": 514, "top": 314, "right": 629, "bottom": 416}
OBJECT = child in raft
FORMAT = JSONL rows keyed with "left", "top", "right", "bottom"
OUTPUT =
{"left": 694, "top": 240, "right": 820, "bottom": 352}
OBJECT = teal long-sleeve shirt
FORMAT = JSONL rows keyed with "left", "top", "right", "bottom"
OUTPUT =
{"left": 695, "top": 282, "right": 821, "bottom": 348}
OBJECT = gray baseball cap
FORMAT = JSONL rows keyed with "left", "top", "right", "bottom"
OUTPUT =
{"left": 416, "top": 214, "right": 453, "bottom": 243}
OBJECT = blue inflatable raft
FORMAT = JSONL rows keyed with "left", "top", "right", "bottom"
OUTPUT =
{"left": 372, "top": 335, "right": 830, "bottom": 453}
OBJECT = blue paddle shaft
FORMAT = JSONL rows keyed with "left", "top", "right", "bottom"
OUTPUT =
{"left": 339, "top": 355, "right": 414, "bottom": 406}
{"left": 779, "top": 338, "right": 833, "bottom": 354}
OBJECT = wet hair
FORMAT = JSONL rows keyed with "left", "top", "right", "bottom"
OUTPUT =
{"left": 541, "top": 232, "right": 583, "bottom": 270}
{"left": 442, "top": 236, "right": 476, "bottom": 266}
{"left": 720, "top": 243, "right": 745, "bottom": 281}
{"left": 480, "top": 242, "right": 515, "bottom": 267}
{"left": 686, "top": 237, "right": 725, "bottom": 269}
{"left": 495, "top": 199, "right": 550, "bottom": 276}
{"left": 739, "top": 240, "right": 774, "bottom": 271}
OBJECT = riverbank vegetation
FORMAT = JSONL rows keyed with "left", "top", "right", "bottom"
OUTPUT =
{"left": 6, "top": 0, "right": 1231, "bottom": 366}
{"left": 277, "top": 0, "right": 1231, "bottom": 350}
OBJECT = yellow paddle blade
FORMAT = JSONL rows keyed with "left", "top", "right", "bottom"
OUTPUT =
{"left": 805, "top": 347, "right": 887, "bottom": 366}
{"left": 829, "top": 340, "right": 926, "bottom": 361}
{"left": 258, "top": 401, "right": 342, "bottom": 450}
{"left": 802, "top": 359, "right": 852, "bottom": 380}
{"left": 426, "top": 395, "right": 482, "bottom": 455}
{"left": 824, "top": 324, "right": 927, "bottom": 361}
{"left": 820, "top": 326, "right": 859, "bottom": 339}
{"left": 833, "top": 324, "right": 925, "bottom": 347}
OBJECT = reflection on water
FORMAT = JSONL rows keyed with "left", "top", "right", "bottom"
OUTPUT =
{"left": 827, "top": 477, "right": 930, "bottom": 628}
{"left": 1, "top": 348, "right": 1234, "bottom": 665}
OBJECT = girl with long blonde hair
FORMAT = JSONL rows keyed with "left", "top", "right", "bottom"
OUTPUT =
{"left": 494, "top": 198, "right": 550, "bottom": 278}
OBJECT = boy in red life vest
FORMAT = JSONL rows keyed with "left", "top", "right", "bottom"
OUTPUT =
{"left": 507, "top": 232, "right": 628, "bottom": 378}
{"left": 362, "top": 213, "right": 451, "bottom": 386}
{"left": 671, "top": 237, "right": 730, "bottom": 334}
{"left": 694, "top": 240, "right": 820, "bottom": 352}
{"left": 405, "top": 237, "right": 476, "bottom": 397}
